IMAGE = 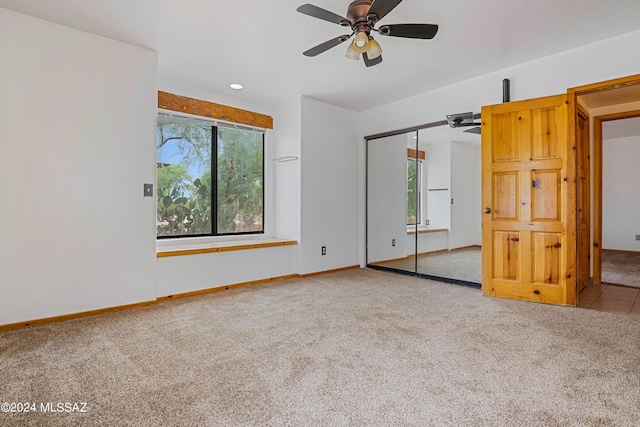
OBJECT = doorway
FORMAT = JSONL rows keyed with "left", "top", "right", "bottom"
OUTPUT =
{"left": 594, "top": 111, "right": 640, "bottom": 285}
{"left": 569, "top": 75, "right": 640, "bottom": 316}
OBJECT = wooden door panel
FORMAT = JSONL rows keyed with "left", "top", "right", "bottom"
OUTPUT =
{"left": 531, "top": 170, "right": 561, "bottom": 221}
{"left": 482, "top": 94, "right": 575, "bottom": 306}
{"left": 492, "top": 231, "right": 520, "bottom": 281}
{"left": 531, "top": 232, "right": 562, "bottom": 285}
{"left": 492, "top": 112, "right": 520, "bottom": 162}
{"left": 493, "top": 172, "right": 519, "bottom": 220}
{"left": 488, "top": 282, "right": 566, "bottom": 305}
{"left": 530, "top": 107, "right": 561, "bottom": 160}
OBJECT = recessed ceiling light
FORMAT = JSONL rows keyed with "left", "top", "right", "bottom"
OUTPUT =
{"left": 230, "top": 83, "right": 243, "bottom": 90}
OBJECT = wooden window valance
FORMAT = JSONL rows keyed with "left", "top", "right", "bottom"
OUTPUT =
{"left": 158, "top": 91, "right": 273, "bottom": 129}
{"left": 407, "top": 147, "right": 426, "bottom": 160}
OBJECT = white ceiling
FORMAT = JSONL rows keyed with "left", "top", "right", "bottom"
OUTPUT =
{"left": 2, "top": 0, "right": 640, "bottom": 112}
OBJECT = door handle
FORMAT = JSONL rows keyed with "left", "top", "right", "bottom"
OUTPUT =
{"left": 483, "top": 207, "right": 492, "bottom": 214}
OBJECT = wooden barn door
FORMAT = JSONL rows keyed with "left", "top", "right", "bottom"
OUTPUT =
{"left": 481, "top": 94, "right": 576, "bottom": 306}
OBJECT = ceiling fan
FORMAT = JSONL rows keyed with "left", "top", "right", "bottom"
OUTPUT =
{"left": 297, "top": 0, "right": 438, "bottom": 67}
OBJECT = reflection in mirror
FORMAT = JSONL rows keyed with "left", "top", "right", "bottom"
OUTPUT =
{"left": 414, "top": 126, "right": 482, "bottom": 283}
{"left": 366, "top": 122, "right": 482, "bottom": 285}
{"left": 367, "top": 132, "right": 418, "bottom": 273}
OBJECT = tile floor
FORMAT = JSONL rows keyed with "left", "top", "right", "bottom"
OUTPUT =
{"left": 578, "top": 283, "right": 640, "bottom": 318}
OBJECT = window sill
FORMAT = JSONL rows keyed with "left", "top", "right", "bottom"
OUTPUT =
{"left": 156, "top": 237, "right": 297, "bottom": 258}
{"left": 407, "top": 227, "right": 448, "bottom": 235}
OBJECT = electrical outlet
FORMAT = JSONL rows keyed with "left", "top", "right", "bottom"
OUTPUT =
{"left": 426, "top": 219, "right": 430, "bottom": 226}
{"left": 321, "top": 246, "right": 326, "bottom": 256}
{"left": 636, "top": 235, "right": 640, "bottom": 241}
{"left": 392, "top": 239, "right": 396, "bottom": 247}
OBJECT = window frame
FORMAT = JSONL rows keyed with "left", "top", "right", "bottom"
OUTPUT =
{"left": 212, "top": 124, "right": 265, "bottom": 237}
{"left": 407, "top": 157, "right": 423, "bottom": 226}
{"left": 156, "top": 111, "right": 265, "bottom": 240}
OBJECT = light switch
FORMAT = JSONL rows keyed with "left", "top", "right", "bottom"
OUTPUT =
{"left": 144, "top": 183, "right": 153, "bottom": 197}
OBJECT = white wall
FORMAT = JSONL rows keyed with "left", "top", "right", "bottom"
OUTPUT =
{"left": 0, "top": 8, "right": 158, "bottom": 324}
{"left": 449, "top": 142, "right": 482, "bottom": 249}
{"left": 412, "top": 140, "right": 481, "bottom": 255}
{"left": 367, "top": 135, "right": 407, "bottom": 263}
{"left": 602, "top": 135, "right": 640, "bottom": 251}
{"left": 272, "top": 97, "right": 302, "bottom": 242}
{"left": 156, "top": 246, "right": 298, "bottom": 297}
{"left": 360, "top": 29, "right": 640, "bottom": 138}
{"left": 299, "top": 97, "right": 359, "bottom": 274}
{"left": 416, "top": 232, "right": 448, "bottom": 256}
{"left": 423, "top": 139, "right": 451, "bottom": 231}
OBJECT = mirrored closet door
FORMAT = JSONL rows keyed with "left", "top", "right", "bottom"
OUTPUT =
{"left": 367, "top": 131, "right": 418, "bottom": 274}
{"left": 366, "top": 122, "right": 482, "bottom": 286}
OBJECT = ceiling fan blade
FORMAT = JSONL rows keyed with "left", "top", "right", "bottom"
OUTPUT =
{"left": 363, "top": 52, "right": 383, "bottom": 67}
{"left": 464, "top": 127, "right": 482, "bottom": 135}
{"left": 303, "top": 35, "right": 351, "bottom": 57}
{"left": 378, "top": 23, "right": 439, "bottom": 39}
{"left": 367, "top": 0, "right": 403, "bottom": 22}
{"left": 296, "top": 4, "right": 349, "bottom": 25}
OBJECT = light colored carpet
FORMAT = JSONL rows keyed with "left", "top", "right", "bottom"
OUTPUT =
{"left": 374, "top": 246, "right": 482, "bottom": 283}
{"left": 1, "top": 269, "right": 640, "bottom": 426}
{"left": 602, "top": 249, "right": 640, "bottom": 288}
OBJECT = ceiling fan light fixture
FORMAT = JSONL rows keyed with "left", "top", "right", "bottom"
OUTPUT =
{"left": 345, "top": 41, "right": 360, "bottom": 60}
{"left": 353, "top": 31, "right": 369, "bottom": 52}
{"left": 366, "top": 37, "right": 383, "bottom": 60}
{"left": 296, "top": 1, "right": 439, "bottom": 68}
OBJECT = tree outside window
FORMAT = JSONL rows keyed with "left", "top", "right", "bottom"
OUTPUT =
{"left": 407, "top": 159, "right": 421, "bottom": 225}
{"left": 156, "top": 114, "right": 264, "bottom": 238}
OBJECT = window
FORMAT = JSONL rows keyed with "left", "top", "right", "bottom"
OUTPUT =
{"left": 407, "top": 158, "right": 422, "bottom": 225}
{"left": 156, "top": 113, "right": 264, "bottom": 238}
